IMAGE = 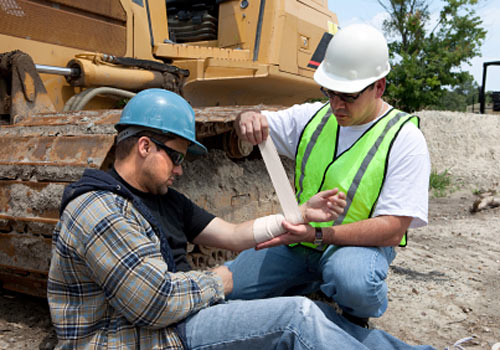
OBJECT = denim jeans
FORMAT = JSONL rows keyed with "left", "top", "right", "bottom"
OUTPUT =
{"left": 225, "top": 245, "right": 396, "bottom": 318}
{"left": 177, "top": 296, "right": 434, "bottom": 350}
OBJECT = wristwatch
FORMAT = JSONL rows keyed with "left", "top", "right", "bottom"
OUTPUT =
{"left": 314, "top": 227, "right": 323, "bottom": 246}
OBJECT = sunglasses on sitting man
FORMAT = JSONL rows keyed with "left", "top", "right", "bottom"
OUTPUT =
{"left": 149, "top": 137, "right": 185, "bottom": 166}
{"left": 320, "top": 82, "right": 374, "bottom": 103}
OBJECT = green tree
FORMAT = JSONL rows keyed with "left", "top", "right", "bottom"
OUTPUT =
{"left": 429, "top": 73, "right": 479, "bottom": 111}
{"left": 376, "top": 0, "right": 486, "bottom": 112}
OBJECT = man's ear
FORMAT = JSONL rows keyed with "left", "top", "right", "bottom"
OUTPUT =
{"left": 375, "top": 78, "right": 386, "bottom": 98}
{"left": 137, "top": 136, "right": 152, "bottom": 158}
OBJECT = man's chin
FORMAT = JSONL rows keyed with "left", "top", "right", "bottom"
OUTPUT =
{"left": 152, "top": 184, "right": 170, "bottom": 196}
{"left": 334, "top": 113, "right": 350, "bottom": 123}
{"left": 336, "top": 118, "right": 352, "bottom": 126}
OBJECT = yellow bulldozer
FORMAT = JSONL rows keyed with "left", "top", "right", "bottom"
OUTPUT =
{"left": 0, "top": 0, "right": 337, "bottom": 297}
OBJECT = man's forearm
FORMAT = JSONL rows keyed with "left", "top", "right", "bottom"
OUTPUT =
{"left": 224, "top": 215, "right": 288, "bottom": 251}
{"left": 322, "top": 215, "right": 411, "bottom": 247}
{"left": 196, "top": 218, "right": 259, "bottom": 252}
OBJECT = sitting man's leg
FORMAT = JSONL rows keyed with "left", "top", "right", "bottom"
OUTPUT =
{"left": 179, "top": 297, "right": 363, "bottom": 350}
{"left": 319, "top": 245, "right": 396, "bottom": 320}
{"left": 178, "top": 296, "right": 435, "bottom": 350}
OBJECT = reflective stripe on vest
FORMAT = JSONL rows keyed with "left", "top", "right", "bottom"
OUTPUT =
{"left": 293, "top": 104, "right": 419, "bottom": 248}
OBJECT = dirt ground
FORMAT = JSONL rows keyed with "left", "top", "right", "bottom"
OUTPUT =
{"left": 0, "top": 110, "right": 499, "bottom": 349}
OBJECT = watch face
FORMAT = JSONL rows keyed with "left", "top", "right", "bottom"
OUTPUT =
{"left": 314, "top": 228, "right": 323, "bottom": 245}
{"left": 315, "top": 228, "right": 322, "bottom": 239}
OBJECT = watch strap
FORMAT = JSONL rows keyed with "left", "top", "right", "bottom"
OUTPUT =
{"left": 314, "top": 227, "right": 323, "bottom": 246}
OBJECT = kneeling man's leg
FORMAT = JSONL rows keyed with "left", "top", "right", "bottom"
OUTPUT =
{"left": 319, "top": 246, "right": 396, "bottom": 318}
{"left": 225, "top": 245, "right": 319, "bottom": 300}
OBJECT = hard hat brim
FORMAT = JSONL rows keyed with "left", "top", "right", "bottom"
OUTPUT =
{"left": 314, "top": 62, "right": 390, "bottom": 93}
{"left": 116, "top": 123, "right": 208, "bottom": 155}
{"left": 188, "top": 140, "right": 208, "bottom": 155}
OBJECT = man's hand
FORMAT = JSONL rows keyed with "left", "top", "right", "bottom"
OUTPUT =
{"left": 255, "top": 221, "right": 316, "bottom": 250}
{"left": 234, "top": 110, "right": 269, "bottom": 145}
{"left": 211, "top": 265, "right": 233, "bottom": 295}
{"left": 300, "top": 189, "right": 346, "bottom": 223}
{"left": 255, "top": 189, "right": 345, "bottom": 250}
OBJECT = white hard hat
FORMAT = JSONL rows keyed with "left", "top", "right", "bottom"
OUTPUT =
{"left": 314, "top": 23, "right": 391, "bottom": 93}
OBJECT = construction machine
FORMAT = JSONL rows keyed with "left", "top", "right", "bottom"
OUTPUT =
{"left": 479, "top": 60, "right": 500, "bottom": 114}
{"left": 0, "top": 0, "right": 337, "bottom": 297}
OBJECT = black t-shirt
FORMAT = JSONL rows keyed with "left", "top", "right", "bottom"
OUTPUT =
{"left": 109, "top": 168, "right": 215, "bottom": 271}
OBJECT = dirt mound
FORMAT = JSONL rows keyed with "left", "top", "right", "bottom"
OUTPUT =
{"left": 418, "top": 110, "right": 500, "bottom": 189}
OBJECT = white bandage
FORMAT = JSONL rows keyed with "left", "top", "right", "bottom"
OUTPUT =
{"left": 253, "top": 214, "right": 286, "bottom": 243}
{"left": 258, "top": 138, "right": 303, "bottom": 224}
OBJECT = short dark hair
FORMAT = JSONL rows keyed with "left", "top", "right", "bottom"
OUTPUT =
{"left": 366, "top": 81, "right": 376, "bottom": 91}
{"left": 115, "top": 130, "right": 176, "bottom": 160}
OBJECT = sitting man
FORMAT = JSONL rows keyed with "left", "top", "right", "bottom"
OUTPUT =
{"left": 47, "top": 88, "right": 434, "bottom": 350}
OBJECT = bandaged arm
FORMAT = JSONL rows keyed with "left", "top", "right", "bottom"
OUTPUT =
{"left": 252, "top": 214, "right": 287, "bottom": 243}
{"left": 195, "top": 214, "right": 288, "bottom": 251}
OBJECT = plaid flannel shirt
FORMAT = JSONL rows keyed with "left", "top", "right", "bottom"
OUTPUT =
{"left": 48, "top": 189, "right": 224, "bottom": 349}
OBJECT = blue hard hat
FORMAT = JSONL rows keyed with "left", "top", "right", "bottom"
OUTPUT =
{"left": 116, "top": 89, "right": 207, "bottom": 154}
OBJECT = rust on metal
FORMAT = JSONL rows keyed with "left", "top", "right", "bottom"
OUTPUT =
{"left": 3, "top": 110, "right": 122, "bottom": 128}
{"left": 0, "top": 51, "right": 55, "bottom": 123}
{"left": 0, "top": 234, "right": 16, "bottom": 257}
{"left": 0, "top": 214, "right": 58, "bottom": 237}
{"left": 0, "top": 214, "right": 60, "bottom": 225}
{"left": 0, "top": 264, "right": 48, "bottom": 298}
{"left": 0, "top": 233, "right": 52, "bottom": 272}
{"left": 0, "top": 184, "right": 60, "bottom": 219}
{"left": 0, "top": 135, "right": 115, "bottom": 165}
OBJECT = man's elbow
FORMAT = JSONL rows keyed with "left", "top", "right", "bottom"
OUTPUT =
{"left": 387, "top": 224, "right": 409, "bottom": 246}
{"left": 388, "top": 232, "right": 406, "bottom": 246}
{"left": 388, "top": 216, "right": 411, "bottom": 246}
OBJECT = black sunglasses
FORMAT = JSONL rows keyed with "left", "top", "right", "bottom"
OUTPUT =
{"left": 149, "top": 137, "right": 185, "bottom": 166}
{"left": 320, "top": 83, "right": 373, "bottom": 103}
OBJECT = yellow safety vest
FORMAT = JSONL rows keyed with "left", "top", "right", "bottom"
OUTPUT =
{"left": 293, "top": 104, "right": 419, "bottom": 249}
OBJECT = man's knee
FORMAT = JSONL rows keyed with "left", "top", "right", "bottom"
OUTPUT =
{"left": 322, "top": 247, "right": 390, "bottom": 287}
{"left": 261, "top": 296, "right": 318, "bottom": 324}
{"left": 278, "top": 296, "right": 327, "bottom": 331}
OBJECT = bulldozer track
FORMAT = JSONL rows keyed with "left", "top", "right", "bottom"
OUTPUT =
{"left": 0, "top": 105, "right": 282, "bottom": 297}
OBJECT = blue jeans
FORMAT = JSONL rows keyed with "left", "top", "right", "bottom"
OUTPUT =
{"left": 225, "top": 245, "right": 396, "bottom": 318}
{"left": 177, "top": 296, "right": 434, "bottom": 350}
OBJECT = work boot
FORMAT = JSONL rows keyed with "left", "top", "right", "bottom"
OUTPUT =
{"left": 342, "top": 311, "right": 370, "bottom": 328}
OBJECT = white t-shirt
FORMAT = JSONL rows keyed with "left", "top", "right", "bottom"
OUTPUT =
{"left": 263, "top": 102, "right": 430, "bottom": 228}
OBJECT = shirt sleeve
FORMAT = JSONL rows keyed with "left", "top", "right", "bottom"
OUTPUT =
{"left": 75, "top": 192, "right": 224, "bottom": 329}
{"left": 373, "top": 122, "right": 431, "bottom": 228}
{"left": 171, "top": 189, "right": 215, "bottom": 242}
{"left": 263, "top": 102, "right": 326, "bottom": 159}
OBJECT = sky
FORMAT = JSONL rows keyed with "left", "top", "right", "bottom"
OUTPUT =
{"left": 328, "top": 0, "right": 500, "bottom": 91}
